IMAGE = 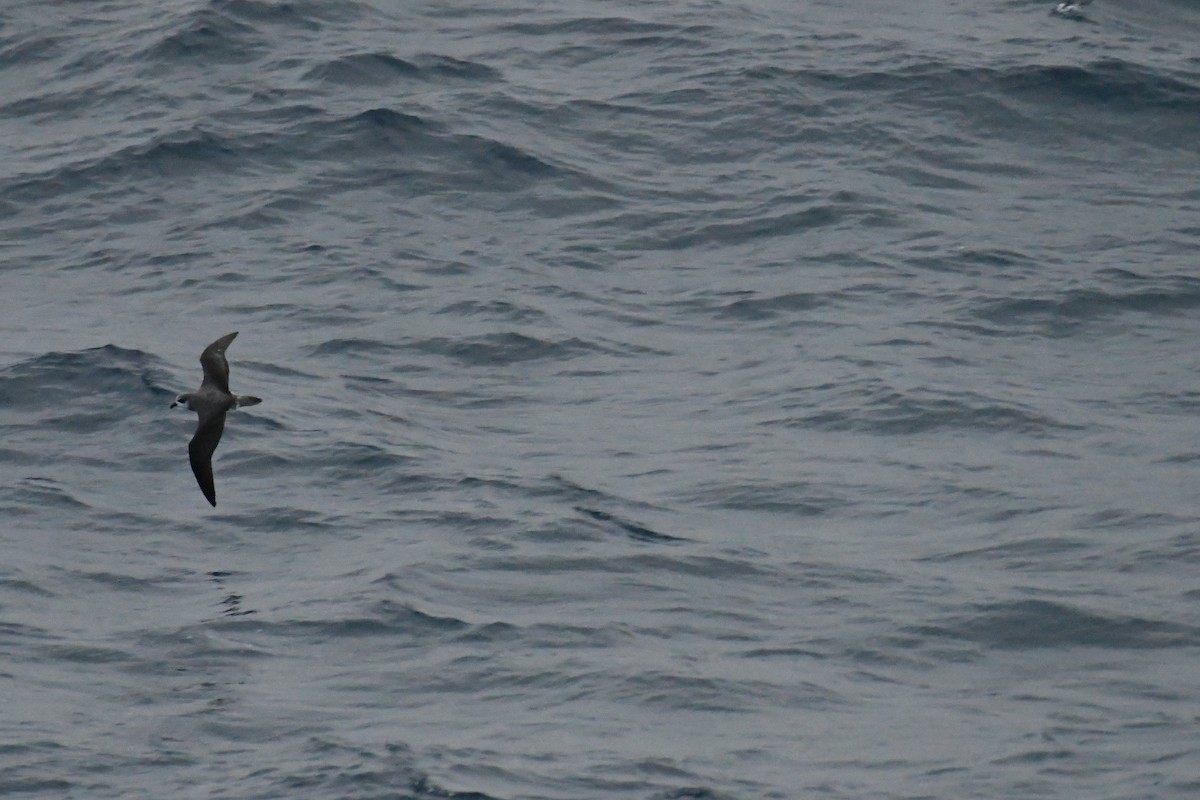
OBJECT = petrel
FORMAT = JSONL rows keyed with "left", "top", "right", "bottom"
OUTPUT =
{"left": 171, "top": 332, "right": 261, "bottom": 506}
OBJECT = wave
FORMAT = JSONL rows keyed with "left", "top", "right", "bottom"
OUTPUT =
{"left": 761, "top": 380, "right": 1077, "bottom": 436}
{"left": 915, "top": 599, "right": 1200, "bottom": 649}
{"left": 0, "top": 344, "right": 168, "bottom": 412}
{"left": 305, "top": 52, "right": 498, "bottom": 86}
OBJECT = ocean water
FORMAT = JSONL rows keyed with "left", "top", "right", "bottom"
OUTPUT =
{"left": 2, "top": 0, "right": 1199, "bottom": 797}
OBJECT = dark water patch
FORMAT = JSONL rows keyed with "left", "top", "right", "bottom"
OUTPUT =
{"left": 739, "top": 646, "right": 827, "bottom": 660}
{"left": 0, "top": 741, "right": 67, "bottom": 759}
{"left": 461, "top": 135, "right": 559, "bottom": 178}
{"left": 522, "top": 187, "right": 625, "bottom": 220}
{"left": 416, "top": 54, "right": 499, "bottom": 81}
{"left": 38, "top": 408, "right": 134, "bottom": 434}
{"left": 544, "top": 474, "right": 662, "bottom": 508}
{"left": 0, "top": 577, "right": 54, "bottom": 598}
{"left": 436, "top": 299, "right": 550, "bottom": 324}
{"left": 920, "top": 537, "right": 1092, "bottom": 569}
{"left": 418, "top": 662, "right": 604, "bottom": 696}
{"left": 608, "top": 671, "right": 839, "bottom": 713}
{"left": 520, "top": 518, "right": 615, "bottom": 545}
{"left": 990, "top": 748, "right": 1075, "bottom": 766}
{"left": 1076, "top": 508, "right": 1189, "bottom": 531}
{"left": 639, "top": 203, "right": 880, "bottom": 251}
{"left": 998, "top": 59, "right": 1200, "bottom": 114}
{"left": 205, "top": 601, "right": 467, "bottom": 643}
{"left": 409, "top": 773, "right": 506, "bottom": 800}
{"left": 227, "top": 299, "right": 370, "bottom": 328}
{"left": 908, "top": 247, "right": 1040, "bottom": 277}
{"left": 765, "top": 383, "right": 1077, "bottom": 436}
{"left": 222, "top": 101, "right": 328, "bottom": 145}
{"left": 915, "top": 599, "right": 1200, "bottom": 649}
{"left": 0, "top": 620, "right": 54, "bottom": 643}
{"left": 129, "top": 127, "right": 249, "bottom": 172}
{"left": 306, "top": 441, "right": 416, "bottom": 479}
{"left": 793, "top": 560, "right": 898, "bottom": 588}
{"left": 342, "top": 375, "right": 457, "bottom": 409}
{"left": 308, "top": 337, "right": 408, "bottom": 359}
{"left": 338, "top": 460, "right": 433, "bottom": 498}
{"left": 0, "top": 345, "right": 165, "bottom": 410}
{"left": 140, "top": 5, "right": 265, "bottom": 64}
{"left": 236, "top": 359, "right": 316, "bottom": 382}
{"left": 475, "top": 552, "right": 768, "bottom": 581}
{"left": 220, "top": 450, "right": 297, "bottom": 482}
{"left": 219, "top": 0, "right": 356, "bottom": 30}
{"left": 210, "top": 576, "right": 256, "bottom": 618}
{"left": 709, "top": 290, "right": 828, "bottom": 322}
{"left": 975, "top": 278, "right": 1200, "bottom": 333}
{"left": 1156, "top": 451, "right": 1200, "bottom": 465}
{"left": 644, "top": 605, "right": 766, "bottom": 638}
{"left": 314, "top": 107, "right": 437, "bottom": 161}
{"left": 883, "top": 163, "right": 978, "bottom": 192}
{"left": 1129, "top": 386, "right": 1200, "bottom": 415}
{"left": 1122, "top": 532, "right": 1200, "bottom": 570}
{"left": 454, "top": 474, "right": 546, "bottom": 497}
{"left": 649, "top": 787, "right": 736, "bottom": 800}
{"left": 344, "top": 107, "right": 428, "bottom": 134}
{"left": 66, "top": 508, "right": 179, "bottom": 539}
{"left": 194, "top": 204, "right": 290, "bottom": 231}
{"left": 305, "top": 52, "right": 422, "bottom": 85}
{"left": 64, "top": 570, "right": 177, "bottom": 593}
{"left": 415, "top": 332, "right": 601, "bottom": 366}
{"left": 805, "top": 58, "right": 1200, "bottom": 119}
{"left": 501, "top": 16, "right": 683, "bottom": 37}
{"left": 316, "top": 600, "right": 468, "bottom": 639}
{"left": 307, "top": 52, "right": 499, "bottom": 85}
{"left": 522, "top": 621, "right": 632, "bottom": 649}
{"left": 450, "top": 620, "right": 629, "bottom": 650}
{"left": 0, "top": 778, "right": 74, "bottom": 795}
{"left": 686, "top": 481, "right": 846, "bottom": 516}
{"left": 124, "top": 630, "right": 268, "bottom": 673}
{"left": 229, "top": 737, "right": 500, "bottom": 800}
{"left": 0, "top": 31, "right": 66, "bottom": 68}
{"left": 37, "top": 644, "right": 131, "bottom": 664}
{"left": 576, "top": 507, "right": 686, "bottom": 543}
{"left": 340, "top": 373, "right": 404, "bottom": 400}
{"left": 311, "top": 114, "right": 561, "bottom": 192}
{"left": 2, "top": 126, "right": 253, "bottom": 204}
{"left": 2, "top": 478, "right": 90, "bottom": 512}
{"left": 222, "top": 506, "right": 340, "bottom": 535}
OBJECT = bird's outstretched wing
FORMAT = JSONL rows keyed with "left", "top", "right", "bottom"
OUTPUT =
{"left": 199, "top": 331, "right": 238, "bottom": 395}
{"left": 188, "top": 413, "right": 227, "bottom": 507}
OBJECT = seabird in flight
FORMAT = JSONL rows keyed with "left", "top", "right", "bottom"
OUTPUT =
{"left": 171, "top": 332, "right": 261, "bottom": 506}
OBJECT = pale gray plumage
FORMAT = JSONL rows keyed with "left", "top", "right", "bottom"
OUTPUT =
{"left": 171, "top": 332, "right": 261, "bottom": 506}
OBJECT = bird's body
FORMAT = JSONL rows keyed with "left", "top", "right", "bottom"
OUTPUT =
{"left": 172, "top": 332, "right": 261, "bottom": 506}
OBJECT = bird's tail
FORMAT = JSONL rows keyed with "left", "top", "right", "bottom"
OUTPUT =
{"left": 236, "top": 395, "right": 262, "bottom": 408}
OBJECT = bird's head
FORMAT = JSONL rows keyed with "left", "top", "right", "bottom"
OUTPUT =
{"left": 171, "top": 393, "right": 192, "bottom": 410}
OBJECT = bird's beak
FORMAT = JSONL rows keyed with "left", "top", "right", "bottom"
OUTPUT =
{"left": 170, "top": 400, "right": 179, "bottom": 408}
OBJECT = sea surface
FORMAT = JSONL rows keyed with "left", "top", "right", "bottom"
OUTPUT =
{"left": 2, "top": 1, "right": 1199, "bottom": 798}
